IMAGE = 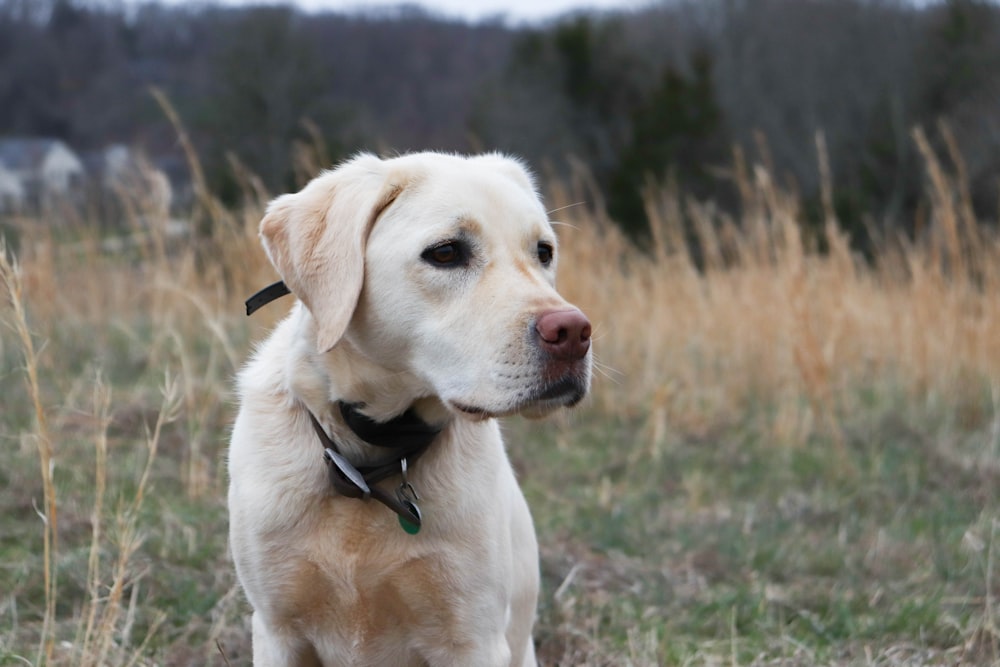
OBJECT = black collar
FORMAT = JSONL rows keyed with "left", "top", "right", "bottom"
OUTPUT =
{"left": 245, "top": 280, "right": 290, "bottom": 316}
{"left": 247, "top": 286, "right": 441, "bottom": 531}
{"left": 309, "top": 401, "right": 442, "bottom": 533}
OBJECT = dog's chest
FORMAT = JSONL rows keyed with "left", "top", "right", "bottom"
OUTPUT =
{"left": 273, "top": 536, "right": 482, "bottom": 664}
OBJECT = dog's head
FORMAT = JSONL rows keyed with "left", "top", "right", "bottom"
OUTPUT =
{"left": 260, "top": 152, "right": 592, "bottom": 419}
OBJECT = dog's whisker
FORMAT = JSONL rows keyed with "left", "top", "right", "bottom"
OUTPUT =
{"left": 593, "top": 372, "right": 620, "bottom": 387}
{"left": 546, "top": 201, "right": 587, "bottom": 216}
{"left": 549, "top": 220, "right": 580, "bottom": 230}
{"left": 593, "top": 369, "right": 620, "bottom": 385}
{"left": 591, "top": 359, "right": 623, "bottom": 385}
{"left": 591, "top": 329, "right": 611, "bottom": 343}
{"left": 592, "top": 357, "right": 623, "bottom": 377}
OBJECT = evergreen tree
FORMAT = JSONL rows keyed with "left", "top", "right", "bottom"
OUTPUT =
{"left": 608, "top": 50, "right": 726, "bottom": 237}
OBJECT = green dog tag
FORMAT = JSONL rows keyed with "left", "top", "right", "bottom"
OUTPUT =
{"left": 398, "top": 501, "right": 421, "bottom": 534}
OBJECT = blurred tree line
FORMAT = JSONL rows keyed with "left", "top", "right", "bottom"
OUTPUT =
{"left": 2, "top": 0, "right": 999, "bottom": 242}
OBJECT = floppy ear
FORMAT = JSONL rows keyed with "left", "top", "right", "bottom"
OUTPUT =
{"left": 259, "top": 153, "right": 404, "bottom": 353}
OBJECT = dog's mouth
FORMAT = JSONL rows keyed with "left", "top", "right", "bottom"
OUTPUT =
{"left": 534, "top": 376, "right": 586, "bottom": 404}
{"left": 450, "top": 401, "right": 496, "bottom": 420}
{"left": 449, "top": 374, "right": 588, "bottom": 420}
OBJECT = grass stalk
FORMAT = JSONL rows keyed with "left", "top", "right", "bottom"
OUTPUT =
{"left": 86, "top": 373, "right": 179, "bottom": 666}
{"left": 77, "top": 374, "right": 111, "bottom": 662}
{"left": 0, "top": 239, "right": 58, "bottom": 665}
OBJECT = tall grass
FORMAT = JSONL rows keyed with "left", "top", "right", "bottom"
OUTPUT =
{"left": 1, "top": 241, "right": 58, "bottom": 664}
{"left": 549, "top": 128, "right": 1000, "bottom": 456}
{"left": 0, "top": 139, "right": 266, "bottom": 663}
{"left": 0, "top": 124, "right": 998, "bottom": 664}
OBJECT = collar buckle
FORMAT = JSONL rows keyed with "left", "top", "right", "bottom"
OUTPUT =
{"left": 307, "top": 403, "right": 442, "bottom": 532}
{"left": 323, "top": 448, "right": 371, "bottom": 499}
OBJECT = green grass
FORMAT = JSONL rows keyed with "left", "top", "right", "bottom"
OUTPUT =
{"left": 509, "top": 391, "right": 1000, "bottom": 665}
{"left": 2, "top": 322, "right": 998, "bottom": 665}
{"left": 3, "top": 138, "right": 1000, "bottom": 664}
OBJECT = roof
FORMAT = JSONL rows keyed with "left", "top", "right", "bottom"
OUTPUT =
{"left": 0, "top": 138, "right": 72, "bottom": 170}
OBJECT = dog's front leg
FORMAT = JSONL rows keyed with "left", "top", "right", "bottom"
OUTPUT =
{"left": 251, "top": 611, "right": 322, "bottom": 667}
{"left": 419, "top": 633, "right": 516, "bottom": 667}
{"left": 511, "top": 636, "right": 538, "bottom": 667}
{"left": 417, "top": 616, "right": 539, "bottom": 667}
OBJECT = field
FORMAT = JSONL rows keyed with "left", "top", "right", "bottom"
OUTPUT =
{"left": 1, "top": 134, "right": 999, "bottom": 666}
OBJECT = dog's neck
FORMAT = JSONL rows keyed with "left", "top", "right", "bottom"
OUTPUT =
{"left": 284, "top": 305, "right": 454, "bottom": 461}
{"left": 302, "top": 396, "right": 444, "bottom": 532}
{"left": 336, "top": 400, "right": 441, "bottom": 451}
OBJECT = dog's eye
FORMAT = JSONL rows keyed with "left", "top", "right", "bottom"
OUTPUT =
{"left": 421, "top": 241, "right": 468, "bottom": 268}
{"left": 537, "top": 242, "right": 554, "bottom": 267}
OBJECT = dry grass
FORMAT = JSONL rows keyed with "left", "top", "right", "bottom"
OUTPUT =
{"left": 550, "top": 132, "right": 1000, "bottom": 451}
{"left": 0, "top": 126, "right": 998, "bottom": 665}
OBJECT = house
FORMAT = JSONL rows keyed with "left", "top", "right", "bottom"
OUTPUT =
{"left": 0, "top": 138, "right": 85, "bottom": 211}
{"left": 0, "top": 162, "right": 24, "bottom": 212}
{"left": 88, "top": 143, "right": 173, "bottom": 218}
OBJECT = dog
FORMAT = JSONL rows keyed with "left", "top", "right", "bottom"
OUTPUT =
{"left": 228, "top": 152, "right": 592, "bottom": 666}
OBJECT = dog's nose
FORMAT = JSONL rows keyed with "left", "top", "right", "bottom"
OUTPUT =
{"left": 535, "top": 308, "right": 592, "bottom": 361}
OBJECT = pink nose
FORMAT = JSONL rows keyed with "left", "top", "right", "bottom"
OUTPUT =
{"left": 535, "top": 308, "right": 592, "bottom": 361}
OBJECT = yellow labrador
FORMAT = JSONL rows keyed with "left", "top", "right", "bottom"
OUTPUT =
{"left": 228, "top": 152, "right": 592, "bottom": 666}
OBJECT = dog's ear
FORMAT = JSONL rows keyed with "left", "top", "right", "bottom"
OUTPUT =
{"left": 260, "top": 154, "right": 404, "bottom": 353}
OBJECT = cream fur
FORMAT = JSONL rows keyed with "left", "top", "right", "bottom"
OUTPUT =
{"left": 229, "top": 152, "right": 592, "bottom": 666}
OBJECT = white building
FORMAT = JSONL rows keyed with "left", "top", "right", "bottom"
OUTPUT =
{"left": 99, "top": 143, "right": 173, "bottom": 219}
{"left": 0, "top": 162, "right": 24, "bottom": 212}
{"left": 0, "top": 138, "right": 85, "bottom": 210}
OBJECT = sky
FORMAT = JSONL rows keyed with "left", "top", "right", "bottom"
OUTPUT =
{"left": 177, "top": 0, "right": 652, "bottom": 23}
{"left": 152, "top": 0, "right": 943, "bottom": 25}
